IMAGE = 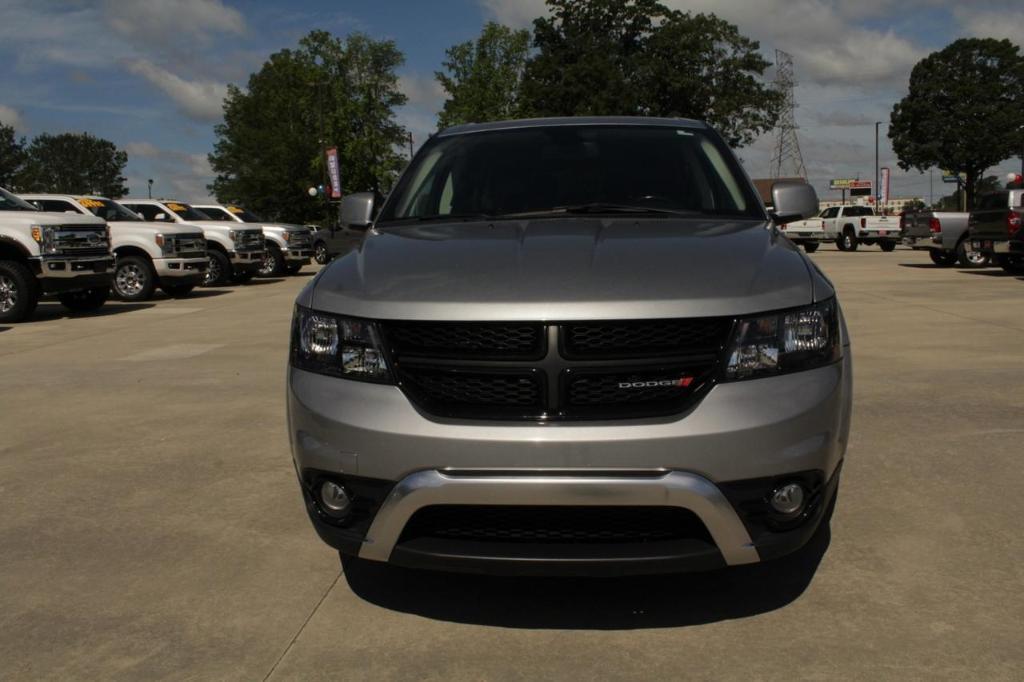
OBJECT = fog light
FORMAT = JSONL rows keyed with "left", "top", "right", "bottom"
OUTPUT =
{"left": 318, "top": 481, "right": 352, "bottom": 518}
{"left": 770, "top": 483, "right": 806, "bottom": 515}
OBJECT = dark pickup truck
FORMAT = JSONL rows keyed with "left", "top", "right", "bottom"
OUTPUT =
{"left": 969, "top": 189, "right": 1024, "bottom": 275}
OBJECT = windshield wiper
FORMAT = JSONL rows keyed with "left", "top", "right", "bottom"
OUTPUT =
{"left": 500, "top": 203, "right": 704, "bottom": 218}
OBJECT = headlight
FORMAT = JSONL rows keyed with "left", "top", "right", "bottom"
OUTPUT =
{"left": 228, "top": 229, "right": 240, "bottom": 241}
{"left": 290, "top": 306, "right": 391, "bottom": 383}
{"left": 155, "top": 233, "right": 174, "bottom": 255}
{"left": 282, "top": 231, "right": 291, "bottom": 242}
{"left": 723, "top": 299, "right": 840, "bottom": 381}
{"left": 31, "top": 225, "right": 58, "bottom": 254}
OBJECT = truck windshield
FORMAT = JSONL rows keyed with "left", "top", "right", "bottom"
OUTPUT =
{"left": 226, "top": 206, "right": 263, "bottom": 222}
{"left": 0, "top": 187, "right": 39, "bottom": 211}
{"left": 165, "top": 202, "right": 213, "bottom": 221}
{"left": 196, "top": 206, "right": 236, "bottom": 221}
{"left": 378, "top": 125, "right": 763, "bottom": 223}
{"left": 77, "top": 198, "right": 143, "bottom": 222}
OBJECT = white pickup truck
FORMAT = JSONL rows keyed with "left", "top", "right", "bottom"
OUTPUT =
{"left": 192, "top": 204, "right": 312, "bottom": 277}
{"left": 120, "top": 199, "right": 265, "bottom": 286}
{"left": 1, "top": 187, "right": 114, "bottom": 322}
{"left": 21, "top": 194, "right": 208, "bottom": 300}
{"left": 822, "top": 205, "right": 900, "bottom": 252}
{"left": 778, "top": 213, "right": 824, "bottom": 252}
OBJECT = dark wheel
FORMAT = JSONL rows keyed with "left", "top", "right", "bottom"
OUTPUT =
{"left": 313, "top": 241, "right": 330, "bottom": 265}
{"left": 203, "top": 250, "right": 231, "bottom": 287}
{"left": 956, "top": 240, "right": 989, "bottom": 268}
{"left": 231, "top": 270, "right": 256, "bottom": 284}
{"left": 929, "top": 249, "right": 958, "bottom": 267}
{"left": 998, "top": 254, "right": 1024, "bottom": 275}
{"left": 879, "top": 240, "right": 896, "bottom": 252}
{"left": 160, "top": 282, "right": 195, "bottom": 298}
{"left": 112, "top": 255, "right": 156, "bottom": 301}
{"left": 58, "top": 287, "right": 109, "bottom": 313}
{"left": 0, "top": 260, "right": 39, "bottom": 323}
{"left": 284, "top": 262, "right": 304, "bottom": 275}
{"left": 259, "top": 245, "right": 285, "bottom": 277}
{"left": 803, "top": 242, "right": 819, "bottom": 253}
{"left": 839, "top": 229, "right": 858, "bottom": 252}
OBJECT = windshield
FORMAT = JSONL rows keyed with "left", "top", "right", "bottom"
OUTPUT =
{"left": 0, "top": 187, "right": 39, "bottom": 212}
{"left": 225, "top": 205, "right": 263, "bottom": 222}
{"left": 378, "top": 125, "right": 763, "bottom": 223}
{"left": 77, "top": 197, "right": 142, "bottom": 222}
{"left": 164, "top": 202, "right": 212, "bottom": 221}
{"left": 196, "top": 206, "right": 236, "bottom": 221}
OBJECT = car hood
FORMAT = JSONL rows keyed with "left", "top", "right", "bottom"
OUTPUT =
{"left": 0, "top": 212, "right": 106, "bottom": 227}
{"left": 310, "top": 218, "right": 818, "bottom": 321}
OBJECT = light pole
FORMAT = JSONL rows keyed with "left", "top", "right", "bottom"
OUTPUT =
{"left": 147, "top": 178, "right": 153, "bottom": 199}
{"left": 874, "top": 121, "right": 881, "bottom": 209}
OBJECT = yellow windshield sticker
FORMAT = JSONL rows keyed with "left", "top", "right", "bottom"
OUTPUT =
{"left": 227, "top": 206, "right": 244, "bottom": 214}
{"left": 77, "top": 198, "right": 105, "bottom": 208}
{"left": 166, "top": 203, "right": 187, "bottom": 212}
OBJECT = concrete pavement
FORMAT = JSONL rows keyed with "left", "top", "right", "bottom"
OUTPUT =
{"left": 1, "top": 248, "right": 1022, "bottom": 680}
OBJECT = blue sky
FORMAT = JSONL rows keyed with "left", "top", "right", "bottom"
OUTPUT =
{"left": 1, "top": 0, "right": 1022, "bottom": 203}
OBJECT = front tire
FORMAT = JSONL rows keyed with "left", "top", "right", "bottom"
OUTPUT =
{"left": 929, "top": 249, "right": 958, "bottom": 267}
{"left": 259, "top": 245, "right": 285, "bottom": 277}
{"left": 313, "top": 241, "right": 329, "bottom": 265}
{"left": 803, "top": 242, "right": 819, "bottom": 253}
{"left": 58, "top": 287, "right": 109, "bottom": 313}
{"left": 879, "top": 240, "right": 896, "bottom": 252}
{"left": 0, "top": 260, "right": 39, "bottom": 323}
{"left": 203, "top": 250, "right": 231, "bottom": 287}
{"left": 112, "top": 255, "right": 156, "bottom": 301}
{"left": 160, "top": 282, "right": 195, "bottom": 298}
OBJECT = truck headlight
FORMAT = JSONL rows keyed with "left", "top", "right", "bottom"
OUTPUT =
{"left": 31, "top": 225, "right": 59, "bottom": 254}
{"left": 723, "top": 299, "right": 840, "bottom": 381}
{"left": 155, "top": 233, "right": 174, "bottom": 255}
{"left": 290, "top": 306, "right": 391, "bottom": 383}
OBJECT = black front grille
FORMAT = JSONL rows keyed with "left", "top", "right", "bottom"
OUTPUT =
{"left": 564, "top": 319, "right": 730, "bottom": 358}
{"left": 380, "top": 318, "right": 730, "bottom": 421}
{"left": 385, "top": 322, "right": 543, "bottom": 359}
{"left": 400, "top": 505, "right": 712, "bottom": 544}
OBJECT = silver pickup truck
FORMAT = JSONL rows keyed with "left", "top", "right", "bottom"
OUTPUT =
{"left": 287, "top": 117, "right": 852, "bottom": 576}
{"left": 902, "top": 210, "right": 988, "bottom": 267}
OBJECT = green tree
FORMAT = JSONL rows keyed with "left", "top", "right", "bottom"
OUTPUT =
{"left": 934, "top": 175, "right": 1004, "bottom": 210}
{"left": 890, "top": 38, "right": 1024, "bottom": 208}
{"left": 435, "top": 22, "right": 531, "bottom": 129}
{"left": 210, "top": 31, "right": 409, "bottom": 224}
{"left": 518, "top": 0, "right": 781, "bottom": 147}
{"left": 0, "top": 123, "right": 27, "bottom": 189}
{"left": 17, "top": 132, "right": 128, "bottom": 197}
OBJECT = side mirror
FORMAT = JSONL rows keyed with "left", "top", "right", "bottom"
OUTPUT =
{"left": 340, "top": 192, "right": 375, "bottom": 229}
{"left": 771, "top": 181, "right": 819, "bottom": 223}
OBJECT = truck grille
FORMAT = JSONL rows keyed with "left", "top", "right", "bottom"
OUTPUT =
{"left": 170, "top": 234, "right": 206, "bottom": 258}
{"left": 55, "top": 225, "right": 109, "bottom": 256}
{"left": 235, "top": 230, "right": 264, "bottom": 251}
{"left": 380, "top": 319, "right": 730, "bottom": 421}
{"left": 399, "top": 505, "right": 713, "bottom": 544}
{"left": 288, "top": 230, "right": 312, "bottom": 249}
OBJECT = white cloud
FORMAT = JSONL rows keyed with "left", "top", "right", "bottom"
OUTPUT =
{"left": 955, "top": 7, "right": 1024, "bottom": 47}
{"left": 400, "top": 73, "right": 445, "bottom": 109}
{"left": 103, "top": 0, "right": 245, "bottom": 46}
{"left": 478, "top": 0, "right": 547, "bottom": 28}
{"left": 125, "top": 59, "right": 228, "bottom": 122}
{"left": 125, "top": 141, "right": 162, "bottom": 158}
{"left": 124, "top": 145, "right": 215, "bottom": 201}
{"left": 0, "top": 104, "right": 25, "bottom": 131}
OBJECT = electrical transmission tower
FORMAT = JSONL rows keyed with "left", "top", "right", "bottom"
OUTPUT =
{"left": 770, "top": 49, "right": 807, "bottom": 180}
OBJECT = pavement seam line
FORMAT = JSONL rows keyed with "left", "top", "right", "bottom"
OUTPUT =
{"left": 262, "top": 569, "right": 343, "bottom": 681}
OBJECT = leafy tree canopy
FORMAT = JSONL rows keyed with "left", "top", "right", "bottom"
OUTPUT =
{"left": 1, "top": 123, "right": 27, "bottom": 189}
{"left": 518, "top": 0, "right": 782, "bottom": 147}
{"left": 209, "top": 30, "right": 409, "bottom": 224}
{"left": 435, "top": 22, "right": 531, "bottom": 129}
{"left": 890, "top": 38, "right": 1024, "bottom": 207}
{"left": 17, "top": 132, "right": 128, "bottom": 197}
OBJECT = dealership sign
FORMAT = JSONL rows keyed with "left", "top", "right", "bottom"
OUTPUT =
{"left": 326, "top": 147, "right": 342, "bottom": 199}
{"left": 830, "top": 179, "right": 872, "bottom": 191}
{"left": 880, "top": 167, "right": 890, "bottom": 204}
{"left": 942, "top": 169, "right": 966, "bottom": 184}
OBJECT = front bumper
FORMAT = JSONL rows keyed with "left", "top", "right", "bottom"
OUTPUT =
{"left": 283, "top": 246, "right": 313, "bottom": 263}
{"left": 33, "top": 255, "right": 115, "bottom": 293}
{"left": 288, "top": 354, "right": 852, "bottom": 574}
{"left": 230, "top": 250, "right": 265, "bottom": 273}
{"left": 154, "top": 257, "right": 208, "bottom": 281}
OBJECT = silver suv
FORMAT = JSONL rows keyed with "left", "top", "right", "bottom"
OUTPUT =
{"left": 287, "top": 117, "right": 852, "bottom": 576}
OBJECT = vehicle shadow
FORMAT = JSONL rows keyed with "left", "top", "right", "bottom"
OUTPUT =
{"left": 30, "top": 302, "right": 156, "bottom": 322}
{"left": 244, "top": 278, "right": 285, "bottom": 285}
{"left": 153, "top": 289, "right": 232, "bottom": 301}
{"left": 897, "top": 263, "right": 945, "bottom": 269}
{"left": 957, "top": 269, "right": 1017, "bottom": 277}
{"left": 0, "top": 326, "right": 9, "bottom": 333}
{"left": 342, "top": 523, "right": 831, "bottom": 630}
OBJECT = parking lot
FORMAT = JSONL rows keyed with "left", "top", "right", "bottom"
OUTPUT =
{"left": 2, "top": 247, "right": 1022, "bottom": 680}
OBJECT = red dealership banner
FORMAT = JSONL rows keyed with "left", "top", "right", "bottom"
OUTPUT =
{"left": 326, "top": 147, "right": 342, "bottom": 199}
